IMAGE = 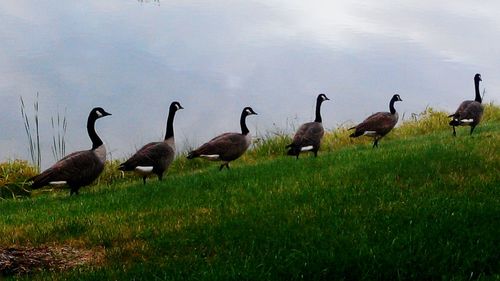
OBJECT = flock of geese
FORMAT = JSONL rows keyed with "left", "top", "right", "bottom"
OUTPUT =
{"left": 28, "top": 74, "right": 485, "bottom": 195}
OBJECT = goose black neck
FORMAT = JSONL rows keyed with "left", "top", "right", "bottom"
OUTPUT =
{"left": 164, "top": 108, "right": 177, "bottom": 140}
{"left": 389, "top": 98, "right": 397, "bottom": 115}
{"left": 314, "top": 99, "right": 323, "bottom": 122}
{"left": 474, "top": 78, "right": 482, "bottom": 103}
{"left": 240, "top": 112, "right": 250, "bottom": 135}
{"left": 87, "top": 116, "right": 103, "bottom": 150}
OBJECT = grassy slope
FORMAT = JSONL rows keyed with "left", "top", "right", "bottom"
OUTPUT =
{"left": 1, "top": 113, "right": 500, "bottom": 280}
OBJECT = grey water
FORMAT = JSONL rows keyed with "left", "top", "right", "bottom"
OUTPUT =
{"left": 1, "top": 0, "right": 499, "bottom": 168}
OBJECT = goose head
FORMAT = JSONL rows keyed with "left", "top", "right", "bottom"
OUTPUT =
{"left": 91, "top": 107, "right": 112, "bottom": 119}
{"left": 170, "top": 101, "right": 184, "bottom": 112}
{"left": 392, "top": 94, "right": 403, "bottom": 102}
{"left": 317, "top": 93, "right": 330, "bottom": 103}
{"left": 242, "top": 107, "right": 258, "bottom": 116}
{"left": 475, "top": 73, "right": 482, "bottom": 82}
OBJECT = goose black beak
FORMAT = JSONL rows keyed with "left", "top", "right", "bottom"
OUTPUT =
{"left": 103, "top": 111, "right": 112, "bottom": 116}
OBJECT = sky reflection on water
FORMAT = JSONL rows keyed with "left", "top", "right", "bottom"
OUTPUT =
{"left": 0, "top": 1, "right": 499, "bottom": 166}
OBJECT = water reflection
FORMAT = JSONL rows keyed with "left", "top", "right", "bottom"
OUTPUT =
{"left": 0, "top": 1, "right": 498, "bottom": 166}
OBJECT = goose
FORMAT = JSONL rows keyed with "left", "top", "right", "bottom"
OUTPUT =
{"left": 286, "top": 93, "right": 329, "bottom": 159}
{"left": 118, "top": 101, "right": 183, "bottom": 184}
{"left": 448, "top": 73, "right": 484, "bottom": 136}
{"left": 29, "top": 107, "right": 111, "bottom": 195}
{"left": 187, "top": 107, "right": 257, "bottom": 170}
{"left": 349, "top": 94, "right": 402, "bottom": 148}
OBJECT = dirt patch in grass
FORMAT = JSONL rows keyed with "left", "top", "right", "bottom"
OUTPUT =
{"left": 0, "top": 244, "right": 104, "bottom": 276}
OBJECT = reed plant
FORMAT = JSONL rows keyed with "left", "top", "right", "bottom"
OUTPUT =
{"left": 20, "top": 93, "right": 41, "bottom": 171}
{"left": 50, "top": 108, "right": 67, "bottom": 161}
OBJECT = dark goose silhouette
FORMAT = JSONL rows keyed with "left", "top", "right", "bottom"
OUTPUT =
{"left": 349, "top": 94, "right": 402, "bottom": 148}
{"left": 29, "top": 107, "right": 111, "bottom": 195}
{"left": 286, "top": 93, "right": 329, "bottom": 159}
{"left": 187, "top": 107, "right": 257, "bottom": 170}
{"left": 119, "top": 102, "right": 183, "bottom": 184}
{"left": 448, "top": 73, "right": 484, "bottom": 136}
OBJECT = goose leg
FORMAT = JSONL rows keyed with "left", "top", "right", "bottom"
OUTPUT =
{"left": 70, "top": 187, "right": 79, "bottom": 196}
{"left": 313, "top": 150, "right": 318, "bottom": 157}
{"left": 470, "top": 125, "right": 476, "bottom": 135}
{"left": 372, "top": 139, "right": 379, "bottom": 148}
{"left": 143, "top": 176, "right": 147, "bottom": 185}
{"left": 452, "top": 126, "right": 456, "bottom": 137}
{"left": 158, "top": 173, "right": 163, "bottom": 181}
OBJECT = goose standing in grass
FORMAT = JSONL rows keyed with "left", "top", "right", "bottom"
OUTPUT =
{"left": 448, "top": 73, "right": 484, "bottom": 136}
{"left": 286, "top": 93, "right": 329, "bottom": 159}
{"left": 349, "top": 94, "right": 402, "bottom": 148}
{"left": 187, "top": 107, "right": 257, "bottom": 171}
{"left": 29, "top": 107, "right": 111, "bottom": 195}
{"left": 118, "top": 101, "right": 183, "bottom": 184}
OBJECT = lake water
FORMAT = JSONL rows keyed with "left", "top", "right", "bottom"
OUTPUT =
{"left": 1, "top": 0, "right": 499, "bottom": 167}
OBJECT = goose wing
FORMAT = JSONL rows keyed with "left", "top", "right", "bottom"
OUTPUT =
{"left": 291, "top": 122, "right": 324, "bottom": 147}
{"left": 30, "top": 150, "right": 104, "bottom": 188}
{"left": 455, "top": 101, "right": 483, "bottom": 121}
{"left": 354, "top": 112, "right": 397, "bottom": 135}
{"left": 193, "top": 132, "right": 249, "bottom": 160}
{"left": 120, "top": 142, "right": 174, "bottom": 171}
{"left": 450, "top": 100, "right": 473, "bottom": 119}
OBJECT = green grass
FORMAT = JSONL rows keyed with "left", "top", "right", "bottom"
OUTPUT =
{"left": 0, "top": 106, "right": 499, "bottom": 280}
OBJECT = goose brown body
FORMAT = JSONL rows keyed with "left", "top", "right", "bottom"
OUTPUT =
{"left": 349, "top": 94, "right": 402, "bottom": 148}
{"left": 29, "top": 107, "right": 111, "bottom": 195}
{"left": 187, "top": 107, "right": 257, "bottom": 170}
{"left": 119, "top": 102, "right": 182, "bottom": 184}
{"left": 286, "top": 94, "right": 329, "bottom": 158}
{"left": 448, "top": 73, "right": 484, "bottom": 136}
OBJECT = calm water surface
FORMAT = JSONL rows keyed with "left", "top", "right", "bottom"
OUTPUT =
{"left": 0, "top": 1, "right": 499, "bottom": 167}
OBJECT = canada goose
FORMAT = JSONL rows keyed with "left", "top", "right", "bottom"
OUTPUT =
{"left": 448, "top": 73, "right": 484, "bottom": 136}
{"left": 29, "top": 107, "right": 111, "bottom": 195}
{"left": 118, "top": 101, "right": 183, "bottom": 184}
{"left": 286, "top": 93, "right": 329, "bottom": 159}
{"left": 187, "top": 107, "right": 257, "bottom": 170}
{"left": 349, "top": 94, "right": 402, "bottom": 148}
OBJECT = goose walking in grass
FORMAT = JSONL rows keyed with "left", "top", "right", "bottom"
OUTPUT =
{"left": 286, "top": 93, "right": 329, "bottom": 159}
{"left": 29, "top": 107, "right": 111, "bottom": 195}
{"left": 349, "top": 94, "right": 402, "bottom": 148}
{"left": 187, "top": 107, "right": 257, "bottom": 171}
{"left": 448, "top": 73, "right": 484, "bottom": 136}
{"left": 118, "top": 102, "right": 183, "bottom": 184}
